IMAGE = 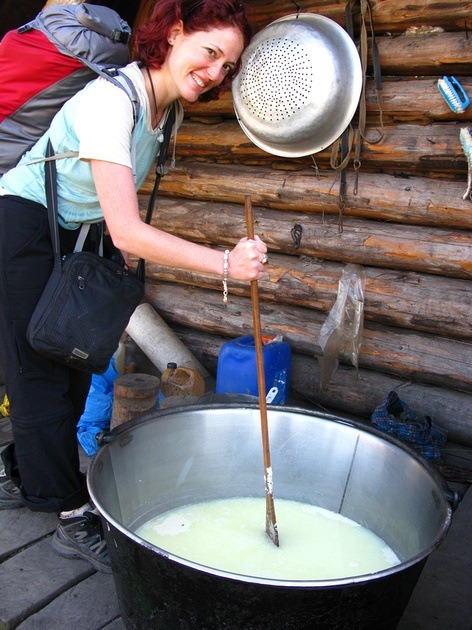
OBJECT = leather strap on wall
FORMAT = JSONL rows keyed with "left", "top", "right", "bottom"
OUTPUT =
{"left": 330, "top": 0, "right": 384, "bottom": 230}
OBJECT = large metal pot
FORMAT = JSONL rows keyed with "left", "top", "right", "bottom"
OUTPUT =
{"left": 232, "top": 14, "right": 363, "bottom": 157}
{"left": 89, "top": 405, "right": 454, "bottom": 629}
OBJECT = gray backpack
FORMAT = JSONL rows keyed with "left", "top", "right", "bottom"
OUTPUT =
{"left": 0, "top": 3, "right": 139, "bottom": 175}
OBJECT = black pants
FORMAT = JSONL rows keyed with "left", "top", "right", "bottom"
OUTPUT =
{"left": 0, "top": 195, "right": 93, "bottom": 513}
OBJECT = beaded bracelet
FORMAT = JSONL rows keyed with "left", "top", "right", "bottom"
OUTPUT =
{"left": 222, "top": 249, "right": 230, "bottom": 303}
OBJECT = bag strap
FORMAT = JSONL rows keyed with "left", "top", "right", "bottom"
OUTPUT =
{"left": 45, "top": 139, "right": 62, "bottom": 272}
{"left": 135, "top": 102, "right": 177, "bottom": 284}
{"left": 352, "top": 0, "right": 384, "bottom": 196}
{"left": 45, "top": 142, "right": 103, "bottom": 263}
{"left": 73, "top": 223, "right": 105, "bottom": 256}
{"left": 44, "top": 101, "right": 177, "bottom": 283}
{"left": 330, "top": 0, "right": 384, "bottom": 231}
{"left": 30, "top": 69, "right": 141, "bottom": 178}
{"left": 102, "top": 69, "right": 141, "bottom": 178}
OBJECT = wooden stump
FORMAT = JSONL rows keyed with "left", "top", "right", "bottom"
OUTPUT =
{"left": 111, "top": 373, "right": 160, "bottom": 429}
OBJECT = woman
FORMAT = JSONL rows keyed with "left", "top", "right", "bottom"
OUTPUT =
{"left": 0, "top": 0, "right": 266, "bottom": 574}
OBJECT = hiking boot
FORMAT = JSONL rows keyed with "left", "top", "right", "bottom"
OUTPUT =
{"left": 52, "top": 510, "right": 111, "bottom": 574}
{"left": 0, "top": 467, "right": 24, "bottom": 509}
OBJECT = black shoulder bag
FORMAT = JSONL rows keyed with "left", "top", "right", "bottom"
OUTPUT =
{"left": 27, "top": 103, "right": 176, "bottom": 374}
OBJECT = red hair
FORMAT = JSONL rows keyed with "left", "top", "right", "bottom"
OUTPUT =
{"left": 133, "top": 0, "right": 252, "bottom": 102}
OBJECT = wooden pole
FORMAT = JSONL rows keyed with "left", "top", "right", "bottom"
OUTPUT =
{"left": 245, "top": 194, "right": 279, "bottom": 547}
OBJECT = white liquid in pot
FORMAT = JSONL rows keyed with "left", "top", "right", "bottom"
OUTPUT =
{"left": 136, "top": 497, "right": 401, "bottom": 580}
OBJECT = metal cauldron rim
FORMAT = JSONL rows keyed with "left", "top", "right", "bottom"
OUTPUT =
{"left": 89, "top": 403, "right": 453, "bottom": 588}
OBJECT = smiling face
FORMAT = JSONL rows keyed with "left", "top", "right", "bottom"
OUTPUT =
{"left": 164, "top": 22, "right": 245, "bottom": 102}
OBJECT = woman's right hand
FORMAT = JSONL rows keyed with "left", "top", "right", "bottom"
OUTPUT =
{"left": 228, "top": 236, "right": 268, "bottom": 281}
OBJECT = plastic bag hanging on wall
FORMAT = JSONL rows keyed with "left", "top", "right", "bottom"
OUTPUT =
{"left": 318, "top": 264, "right": 366, "bottom": 389}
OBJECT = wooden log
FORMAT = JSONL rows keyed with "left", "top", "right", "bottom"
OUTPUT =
{"left": 141, "top": 252, "right": 472, "bottom": 341}
{"left": 184, "top": 77, "right": 472, "bottom": 126}
{"left": 376, "top": 31, "right": 472, "bottom": 75}
{"left": 140, "top": 197, "right": 472, "bottom": 279}
{"left": 244, "top": 1, "right": 472, "bottom": 35}
{"left": 144, "top": 283, "right": 472, "bottom": 393}
{"left": 173, "top": 119, "right": 468, "bottom": 178}
{"left": 172, "top": 326, "right": 472, "bottom": 445}
{"left": 365, "top": 78, "right": 472, "bottom": 125}
{"left": 150, "top": 163, "right": 472, "bottom": 230}
{"left": 134, "top": 0, "right": 472, "bottom": 35}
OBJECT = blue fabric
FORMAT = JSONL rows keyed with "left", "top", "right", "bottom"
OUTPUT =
{"left": 371, "top": 391, "right": 447, "bottom": 461}
{"left": 77, "top": 358, "right": 118, "bottom": 456}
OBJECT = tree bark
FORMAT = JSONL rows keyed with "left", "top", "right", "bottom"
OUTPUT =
{"left": 144, "top": 283, "right": 472, "bottom": 393}
{"left": 243, "top": 1, "right": 472, "bottom": 35}
{"left": 184, "top": 77, "right": 472, "bottom": 126}
{"left": 172, "top": 120, "right": 468, "bottom": 178}
{"left": 141, "top": 253, "right": 472, "bottom": 340}
{"left": 133, "top": 0, "right": 472, "bottom": 35}
{"left": 139, "top": 196, "right": 472, "bottom": 279}
{"left": 150, "top": 164, "right": 472, "bottom": 230}
{"left": 375, "top": 31, "right": 472, "bottom": 75}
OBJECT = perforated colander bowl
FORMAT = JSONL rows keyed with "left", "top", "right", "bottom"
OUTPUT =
{"left": 232, "top": 13, "right": 362, "bottom": 157}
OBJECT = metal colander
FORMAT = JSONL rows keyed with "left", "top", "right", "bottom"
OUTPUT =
{"left": 232, "top": 13, "right": 362, "bottom": 158}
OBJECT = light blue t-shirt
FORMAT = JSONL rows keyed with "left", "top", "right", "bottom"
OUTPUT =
{"left": 0, "top": 62, "right": 181, "bottom": 229}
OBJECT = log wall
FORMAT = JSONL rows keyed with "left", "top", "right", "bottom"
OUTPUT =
{"left": 134, "top": 0, "right": 472, "bottom": 444}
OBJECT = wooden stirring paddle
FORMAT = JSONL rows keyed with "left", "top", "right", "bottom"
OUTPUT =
{"left": 245, "top": 194, "right": 279, "bottom": 548}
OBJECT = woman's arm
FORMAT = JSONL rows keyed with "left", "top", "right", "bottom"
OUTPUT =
{"left": 92, "top": 159, "right": 268, "bottom": 281}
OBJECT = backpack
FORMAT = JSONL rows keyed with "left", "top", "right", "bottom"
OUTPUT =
{"left": 0, "top": 3, "right": 139, "bottom": 175}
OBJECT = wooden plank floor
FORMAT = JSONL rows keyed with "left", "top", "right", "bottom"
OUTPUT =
{"left": 0, "top": 413, "right": 124, "bottom": 630}
{"left": 1, "top": 410, "right": 471, "bottom": 629}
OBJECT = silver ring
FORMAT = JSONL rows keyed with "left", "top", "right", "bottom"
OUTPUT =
{"left": 261, "top": 254, "right": 269, "bottom": 264}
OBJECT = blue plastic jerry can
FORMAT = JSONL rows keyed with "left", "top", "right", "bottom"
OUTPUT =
{"left": 215, "top": 335, "right": 291, "bottom": 404}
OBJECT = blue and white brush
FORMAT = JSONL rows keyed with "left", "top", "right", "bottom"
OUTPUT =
{"left": 460, "top": 127, "right": 472, "bottom": 201}
{"left": 438, "top": 76, "right": 470, "bottom": 114}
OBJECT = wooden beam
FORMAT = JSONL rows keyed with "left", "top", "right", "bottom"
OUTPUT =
{"left": 138, "top": 196, "right": 472, "bottom": 279}
{"left": 244, "top": 1, "right": 472, "bottom": 36}
{"left": 150, "top": 163, "right": 472, "bottom": 230}
{"left": 140, "top": 252, "right": 472, "bottom": 340}
{"left": 144, "top": 283, "right": 472, "bottom": 393}
{"left": 184, "top": 77, "right": 472, "bottom": 126}
{"left": 172, "top": 120, "right": 468, "bottom": 179}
